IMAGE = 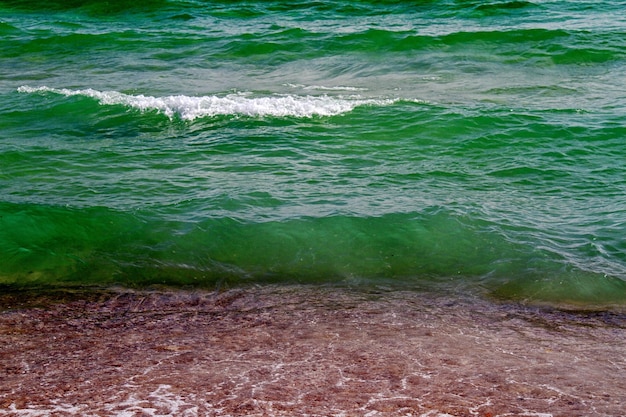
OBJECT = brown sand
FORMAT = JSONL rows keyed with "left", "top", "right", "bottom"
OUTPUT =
{"left": 0, "top": 285, "right": 625, "bottom": 416}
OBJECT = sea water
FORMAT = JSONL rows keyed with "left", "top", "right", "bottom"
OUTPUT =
{"left": 1, "top": 0, "right": 626, "bottom": 306}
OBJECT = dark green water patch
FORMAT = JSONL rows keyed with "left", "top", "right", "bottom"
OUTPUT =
{"left": 0, "top": 0, "right": 168, "bottom": 14}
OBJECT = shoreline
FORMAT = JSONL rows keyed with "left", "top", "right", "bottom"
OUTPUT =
{"left": 1, "top": 285, "right": 625, "bottom": 416}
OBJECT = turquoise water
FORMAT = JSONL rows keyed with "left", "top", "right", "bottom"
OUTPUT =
{"left": 1, "top": 0, "right": 626, "bottom": 305}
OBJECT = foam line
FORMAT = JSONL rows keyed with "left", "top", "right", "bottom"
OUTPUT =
{"left": 18, "top": 86, "right": 396, "bottom": 120}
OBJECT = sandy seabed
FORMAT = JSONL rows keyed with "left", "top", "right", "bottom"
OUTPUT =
{"left": 0, "top": 285, "right": 625, "bottom": 417}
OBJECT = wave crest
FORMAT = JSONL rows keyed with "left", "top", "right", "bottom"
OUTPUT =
{"left": 17, "top": 85, "right": 396, "bottom": 120}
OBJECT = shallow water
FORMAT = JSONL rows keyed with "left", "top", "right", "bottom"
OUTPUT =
{"left": 1, "top": 286, "right": 625, "bottom": 416}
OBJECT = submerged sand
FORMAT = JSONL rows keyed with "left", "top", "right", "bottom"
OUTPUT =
{"left": 0, "top": 285, "right": 624, "bottom": 416}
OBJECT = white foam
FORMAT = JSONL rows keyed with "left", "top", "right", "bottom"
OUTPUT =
{"left": 0, "top": 385, "right": 196, "bottom": 417}
{"left": 2, "top": 403, "right": 95, "bottom": 416}
{"left": 17, "top": 85, "right": 395, "bottom": 120}
{"left": 285, "top": 83, "right": 369, "bottom": 91}
{"left": 103, "top": 384, "right": 198, "bottom": 417}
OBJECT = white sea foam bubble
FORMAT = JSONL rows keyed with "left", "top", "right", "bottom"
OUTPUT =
{"left": 17, "top": 85, "right": 395, "bottom": 120}
{"left": 284, "top": 83, "right": 369, "bottom": 91}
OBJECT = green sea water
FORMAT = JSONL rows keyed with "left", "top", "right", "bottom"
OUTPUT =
{"left": 1, "top": 0, "right": 626, "bottom": 306}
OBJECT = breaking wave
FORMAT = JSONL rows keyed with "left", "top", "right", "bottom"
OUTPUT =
{"left": 17, "top": 86, "right": 397, "bottom": 120}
